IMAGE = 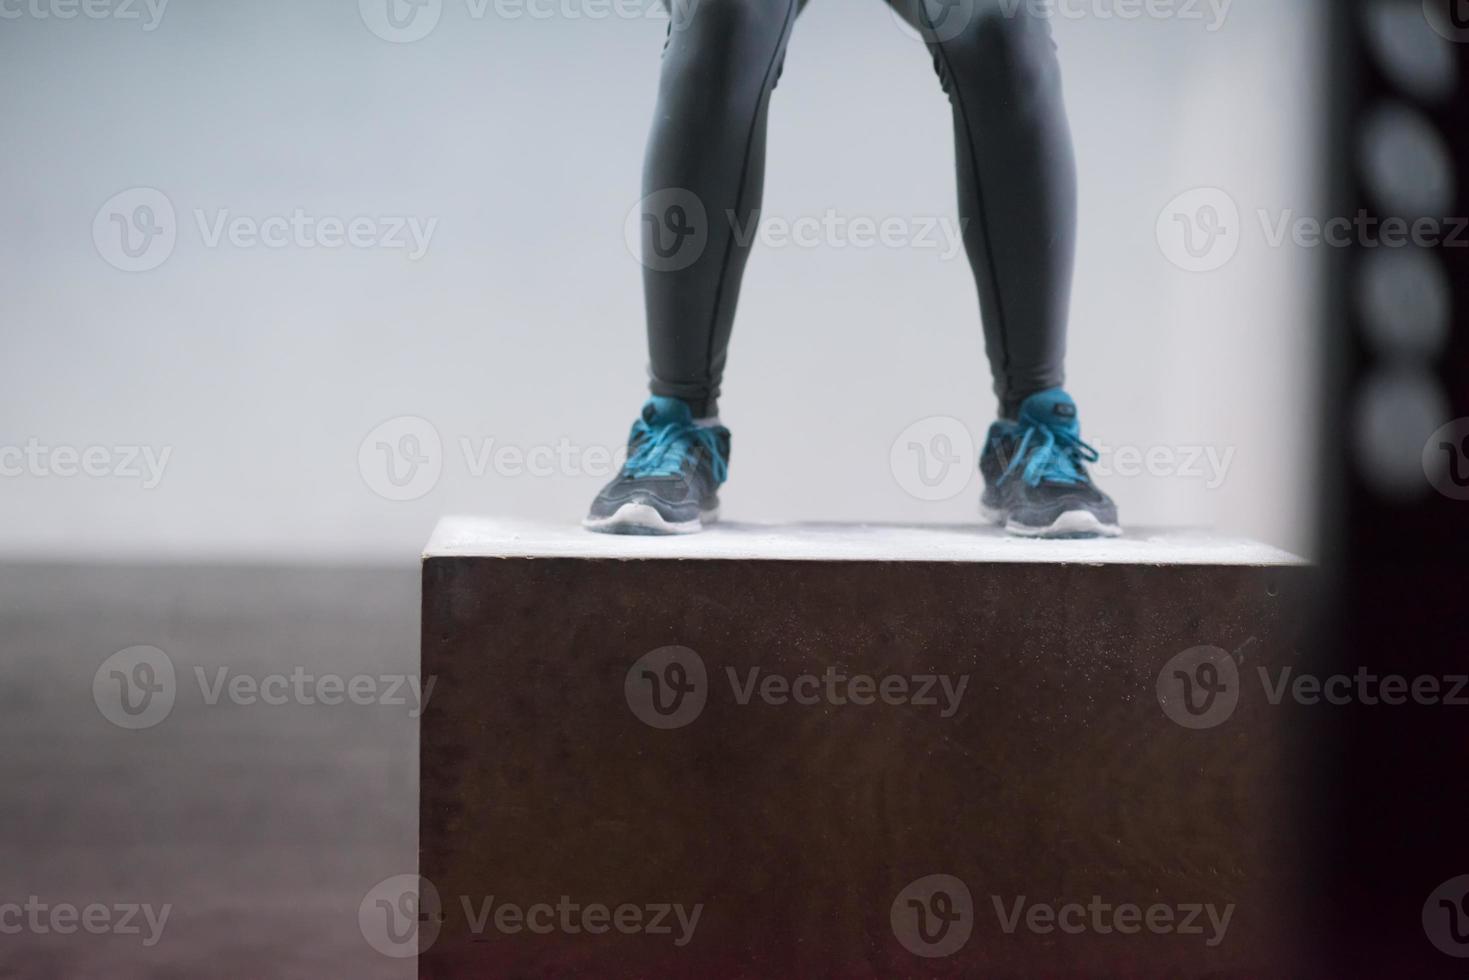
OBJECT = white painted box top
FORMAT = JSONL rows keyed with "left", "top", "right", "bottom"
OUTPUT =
{"left": 425, "top": 517, "right": 1306, "bottom": 566}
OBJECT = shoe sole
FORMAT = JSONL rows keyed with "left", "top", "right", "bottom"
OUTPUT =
{"left": 981, "top": 503, "right": 1122, "bottom": 540}
{"left": 582, "top": 502, "right": 719, "bottom": 536}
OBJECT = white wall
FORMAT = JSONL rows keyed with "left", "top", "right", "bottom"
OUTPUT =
{"left": 0, "top": 0, "right": 1323, "bottom": 562}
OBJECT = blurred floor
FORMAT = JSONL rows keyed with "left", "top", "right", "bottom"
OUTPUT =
{"left": 0, "top": 564, "right": 420, "bottom": 979}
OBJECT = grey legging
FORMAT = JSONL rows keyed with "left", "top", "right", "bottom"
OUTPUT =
{"left": 639, "top": 0, "right": 1077, "bottom": 419}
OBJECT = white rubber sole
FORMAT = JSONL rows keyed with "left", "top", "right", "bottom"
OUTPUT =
{"left": 982, "top": 502, "right": 1122, "bottom": 539}
{"left": 582, "top": 502, "right": 719, "bottom": 536}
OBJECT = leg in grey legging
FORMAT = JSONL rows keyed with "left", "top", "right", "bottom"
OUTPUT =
{"left": 641, "top": 0, "right": 803, "bottom": 418}
{"left": 897, "top": 0, "right": 1078, "bottom": 419}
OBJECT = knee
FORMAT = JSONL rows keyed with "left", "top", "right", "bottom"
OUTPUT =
{"left": 940, "top": 5, "right": 1062, "bottom": 97}
{"left": 662, "top": 0, "right": 793, "bottom": 94}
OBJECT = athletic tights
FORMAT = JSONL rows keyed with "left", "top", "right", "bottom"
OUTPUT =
{"left": 639, "top": 0, "right": 1077, "bottom": 419}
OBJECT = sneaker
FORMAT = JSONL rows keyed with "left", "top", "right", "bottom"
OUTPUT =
{"left": 584, "top": 396, "right": 729, "bottom": 535}
{"left": 979, "top": 388, "right": 1121, "bottom": 539}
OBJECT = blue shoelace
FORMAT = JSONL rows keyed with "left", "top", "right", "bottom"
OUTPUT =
{"left": 624, "top": 418, "right": 728, "bottom": 483}
{"left": 998, "top": 421, "right": 1100, "bottom": 487}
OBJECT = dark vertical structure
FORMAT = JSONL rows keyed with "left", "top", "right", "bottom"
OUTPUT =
{"left": 1320, "top": 2, "right": 1469, "bottom": 973}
